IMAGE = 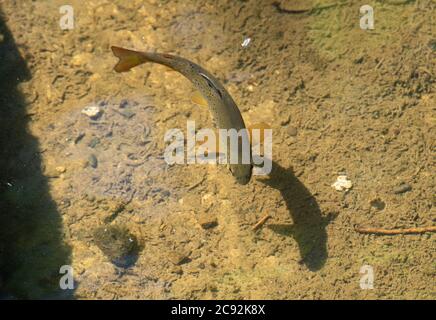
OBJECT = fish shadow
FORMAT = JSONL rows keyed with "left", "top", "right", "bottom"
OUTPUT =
{"left": 259, "top": 160, "right": 333, "bottom": 271}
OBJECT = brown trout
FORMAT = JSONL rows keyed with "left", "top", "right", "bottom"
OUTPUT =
{"left": 111, "top": 46, "right": 252, "bottom": 185}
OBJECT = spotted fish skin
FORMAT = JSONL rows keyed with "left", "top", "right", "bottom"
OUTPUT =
{"left": 111, "top": 46, "right": 252, "bottom": 185}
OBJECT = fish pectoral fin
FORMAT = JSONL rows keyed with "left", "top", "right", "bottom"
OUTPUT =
{"left": 111, "top": 46, "right": 148, "bottom": 73}
{"left": 191, "top": 91, "right": 208, "bottom": 107}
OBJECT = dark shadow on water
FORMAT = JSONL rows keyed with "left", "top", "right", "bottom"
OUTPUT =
{"left": 0, "top": 10, "right": 72, "bottom": 298}
{"left": 259, "top": 160, "right": 333, "bottom": 271}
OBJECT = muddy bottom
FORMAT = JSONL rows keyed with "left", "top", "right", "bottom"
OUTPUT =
{"left": 0, "top": 0, "right": 434, "bottom": 299}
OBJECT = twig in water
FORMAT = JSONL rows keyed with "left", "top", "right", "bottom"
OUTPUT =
{"left": 273, "top": 1, "right": 344, "bottom": 15}
{"left": 252, "top": 214, "right": 271, "bottom": 231}
{"left": 186, "top": 176, "right": 206, "bottom": 190}
{"left": 355, "top": 225, "right": 436, "bottom": 235}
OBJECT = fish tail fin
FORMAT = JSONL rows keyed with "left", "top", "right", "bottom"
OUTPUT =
{"left": 111, "top": 46, "right": 149, "bottom": 72}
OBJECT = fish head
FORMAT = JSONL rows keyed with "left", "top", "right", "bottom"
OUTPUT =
{"left": 229, "top": 163, "right": 252, "bottom": 185}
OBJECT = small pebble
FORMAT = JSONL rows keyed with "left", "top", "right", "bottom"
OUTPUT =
{"left": 55, "top": 166, "right": 66, "bottom": 173}
{"left": 197, "top": 213, "right": 218, "bottom": 229}
{"left": 81, "top": 105, "right": 102, "bottom": 119}
{"left": 354, "top": 56, "right": 364, "bottom": 64}
{"left": 280, "top": 116, "right": 290, "bottom": 126}
{"left": 88, "top": 137, "right": 100, "bottom": 148}
{"left": 331, "top": 175, "right": 353, "bottom": 191}
{"left": 88, "top": 154, "right": 98, "bottom": 168}
{"left": 370, "top": 198, "right": 385, "bottom": 210}
{"left": 393, "top": 183, "right": 412, "bottom": 194}
{"left": 74, "top": 132, "right": 85, "bottom": 144}
{"left": 241, "top": 37, "right": 251, "bottom": 47}
{"left": 168, "top": 250, "right": 191, "bottom": 265}
{"left": 119, "top": 99, "right": 129, "bottom": 108}
{"left": 287, "top": 126, "right": 298, "bottom": 136}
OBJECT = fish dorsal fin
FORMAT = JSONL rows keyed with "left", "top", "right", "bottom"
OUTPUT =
{"left": 191, "top": 91, "right": 208, "bottom": 107}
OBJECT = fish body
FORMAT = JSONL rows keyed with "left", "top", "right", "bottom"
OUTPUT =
{"left": 111, "top": 46, "right": 252, "bottom": 184}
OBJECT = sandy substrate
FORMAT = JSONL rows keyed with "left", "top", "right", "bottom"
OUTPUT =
{"left": 0, "top": 0, "right": 434, "bottom": 299}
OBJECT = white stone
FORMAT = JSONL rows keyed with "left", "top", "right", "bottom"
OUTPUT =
{"left": 241, "top": 37, "right": 251, "bottom": 47}
{"left": 81, "top": 105, "right": 102, "bottom": 118}
{"left": 331, "top": 175, "right": 353, "bottom": 191}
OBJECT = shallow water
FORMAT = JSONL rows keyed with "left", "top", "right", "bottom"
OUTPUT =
{"left": 0, "top": 0, "right": 434, "bottom": 299}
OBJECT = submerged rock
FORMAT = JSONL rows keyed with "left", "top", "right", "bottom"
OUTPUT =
{"left": 93, "top": 225, "right": 139, "bottom": 268}
{"left": 370, "top": 198, "right": 386, "bottom": 211}
{"left": 393, "top": 183, "right": 412, "bottom": 194}
{"left": 81, "top": 105, "right": 102, "bottom": 119}
{"left": 88, "top": 154, "right": 98, "bottom": 168}
{"left": 168, "top": 250, "right": 191, "bottom": 265}
{"left": 331, "top": 175, "right": 353, "bottom": 191}
{"left": 197, "top": 213, "right": 218, "bottom": 229}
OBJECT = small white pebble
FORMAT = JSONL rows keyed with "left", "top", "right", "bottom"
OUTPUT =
{"left": 202, "top": 193, "right": 213, "bottom": 202}
{"left": 81, "top": 105, "right": 102, "bottom": 118}
{"left": 55, "top": 166, "right": 66, "bottom": 173}
{"left": 331, "top": 175, "right": 353, "bottom": 191}
{"left": 241, "top": 37, "right": 251, "bottom": 47}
